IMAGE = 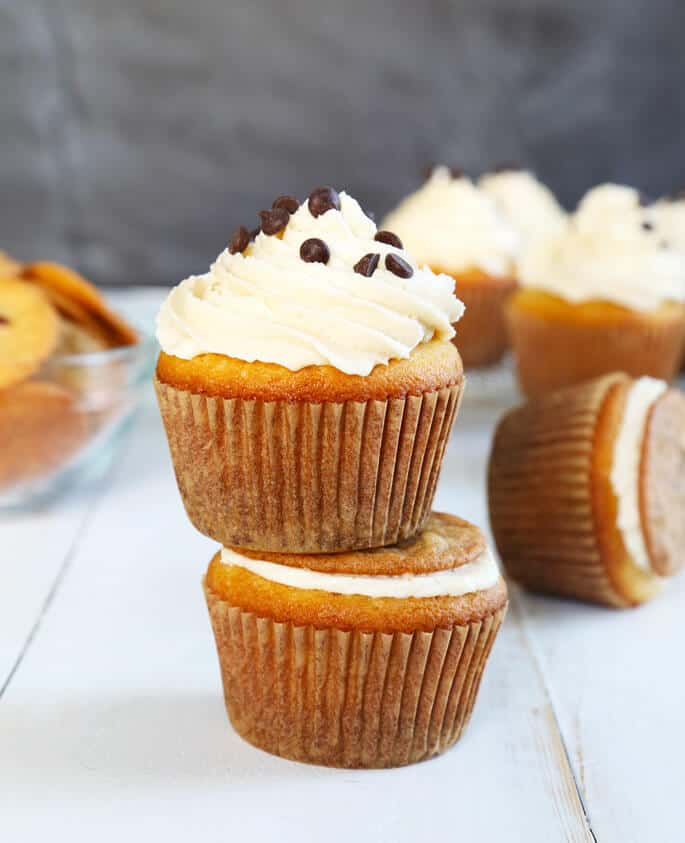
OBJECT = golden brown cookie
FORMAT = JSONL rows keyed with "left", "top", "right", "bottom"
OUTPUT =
{"left": 0, "top": 278, "right": 60, "bottom": 389}
{"left": 640, "top": 388, "right": 685, "bottom": 576}
{"left": 0, "top": 380, "right": 88, "bottom": 490}
{"left": 22, "top": 261, "right": 137, "bottom": 348}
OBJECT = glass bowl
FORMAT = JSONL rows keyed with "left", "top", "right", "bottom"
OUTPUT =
{"left": 0, "top": 330, "right": 157, "bottom": 508}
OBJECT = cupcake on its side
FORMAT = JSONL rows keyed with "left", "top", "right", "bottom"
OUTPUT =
{"left": 488, "top": 374, "right": 685, "bottom": 607}
{"left": 382, "top": 167, "right": 519, "bottom": 368}
{"left": 479, "top": 165, "right": 566, "bottom": 253}
{"left": 508, "top": 184, "right": 685, "bottom": 398}
{"left": 205, "top": 512, "right": 508, "bottom": 768}
{"left": 155, "top": 187, "right": 465, "bottom": 554}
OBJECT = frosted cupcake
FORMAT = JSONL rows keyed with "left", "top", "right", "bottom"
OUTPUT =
{"left": 488, "top": 374, "right": 685, "bottom": 607}
{"left": 155, "top": 187, "right": 465, "bottom": 553}
{"left": 479, "top": 165, "right": 566, "bottom": 252}
{"left": 205, "top": 512, "right": 508, "bottom": 767}
{"left": 382, "top": 167, "right": 519, "bottom": 368}
{"left": 509, "top": 184, "right": 685, "bottom": 398}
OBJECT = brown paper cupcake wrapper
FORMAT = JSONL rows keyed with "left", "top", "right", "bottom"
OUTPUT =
{"left": 488, "top": 375, "right": 629, "bottom": 607}
{"left": 453, "top": 277, "right": 517, "bottom": 369}
{"left": 508, "top": 304, "right": 685, "bottom": 399}
{"left": 204, "top": 582, "right": 506, "bottom": 768}
{"left": 155, "top": 378, "right": 462, "bottom": 553}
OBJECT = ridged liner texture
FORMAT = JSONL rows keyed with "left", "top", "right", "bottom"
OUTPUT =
{"left": 452, "top": 277, "right": 517, "bottom": 369}
{"left": 488, "top": 374, "right": 629, "bottom": 607}
{"left": 204, "top": 582, "right": 506, "bottom": 768}
{"left": 155, "top": 378, "right": 463, "bottom": 553}
{"left": 508, "top": 305, "right": 685, "bottom": 399}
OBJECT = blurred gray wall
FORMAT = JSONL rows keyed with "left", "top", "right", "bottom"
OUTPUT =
{"left": 1, "top": 0, "right": 684, "bottom": 286}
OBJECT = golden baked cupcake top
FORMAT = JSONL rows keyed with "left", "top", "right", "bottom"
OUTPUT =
{"left": 519, "top": 184, "right": 685, "bottom": 311}
{"left": 478, "top": 164, "right": 567, "bottom": 249}
{"left": 156, "top": 186, "right": 464, "bottom": 377}
{"left": 381, "top": 166, "right": 519, "bottom": 277}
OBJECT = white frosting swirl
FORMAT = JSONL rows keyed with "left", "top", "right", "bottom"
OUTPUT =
{"left": 156, "top": 192, "right": 464, "bottom": 376}
{"left": 652, "top": 197, "right": 685, "bottom": 253}
{"left": 519, "top": 184, "right": 685, "bottom": 311}
{"left": 219, "top": 545, "right": 500, "bottom": 598}
{"left": 610, "top": 376, "right": 667, "bottom": 574}
{"left": 382, "top": 167, "right": 520, "bottom": 277}
{"left": 479, "top": 169, "right": 567, "bottom": 249}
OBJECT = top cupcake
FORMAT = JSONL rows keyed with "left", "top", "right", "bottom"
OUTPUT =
{"left": 381, "top": 167, "right": 519, "bottom": 278}
{"left": 519, "top": 184, "right": 685, "bottom": 311}
{"left": 157, "top": 187, "right": 464, "bottom": 377}
{"left": 479, "top": 166, "right": 567, "bottom": 249}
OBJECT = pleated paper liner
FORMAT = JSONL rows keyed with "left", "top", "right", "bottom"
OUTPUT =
{"left": 204, "top": 581, "right": 506, "bottom": 769}
{"left": 449, "top": 273, "right": 517, "bottom": 369}
{"left": 507, "top": 301, "right": 685, "bottom": 399}
{"left": 488, "top": 374, "right": 664, "bottom": 607}
{"left": 155, "top": 378, "right": 462, "bottom": 553}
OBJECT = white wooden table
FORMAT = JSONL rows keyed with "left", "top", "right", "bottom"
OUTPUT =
{"left": 2, "top": 289, "right": 683, "bottom": 843}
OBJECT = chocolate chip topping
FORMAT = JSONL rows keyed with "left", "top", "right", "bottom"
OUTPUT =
{"left": 273, "top": 195, "right": 299, "bottom": 214}
{"left": 449, "top": 166, "right": 465, "bottom": 179}
{"left": 228, "top": 225, "right": 250, "bottom": 254}
{"left": 259, "top": 207, "right": 290, "bottom": 235}
{"left": 0, "top": 315, "right": 9, "bottom": 326}
{"left": 308, "top": 186, "right": 341, "bottom": 217}
{"left": 354, "top": 253, "right": 380, "bottom": 277}
{"left": 642, "top": 220, "right": 654, "bottom": 231}
{"left": 374, "top": 230, "right": 403, "bottom": 249}
{"left": 492, "top": 161, "right": 524, "bottom": 173}
{"left": 300, "top": 237, "right": 330, "bottom": 264}
{"left": 385, "top": 253, "right": 413, "bottom": 278}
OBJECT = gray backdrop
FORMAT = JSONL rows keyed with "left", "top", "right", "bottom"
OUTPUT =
{"left": 1, "top": 0, "right": 684, "bottom": 286}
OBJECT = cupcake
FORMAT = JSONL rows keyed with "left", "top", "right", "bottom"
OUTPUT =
{"left": 382, "top": 167, "right": 519, "bottom": 368}
{"left": 509, "top": 184, "right": 685, "bottom": 398}
{"left": 488, "top": 374, "right": 685, "bottom": 607}
{"left": 478, "top": 165, "right": 566, "bottom": 252}
{"left": 204, "top": 511, "right": 508, "bottom": 768}
{"left": 155, "top": 187, "right": 465, "bottom": 554}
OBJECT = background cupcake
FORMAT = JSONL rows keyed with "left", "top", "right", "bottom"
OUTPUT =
{"left": 479, "top": 165, "right": 567, "bottom": 252}
{"left": 488, "top": 374, "right": 685, "bottom": 607}
{"left": 156, "top": 187, "right": 465, "bottom": 554}
{"left": 204, "top": 512, "right": 508, "bottom": 768}
{"left": 508, "top": 184, "right": 685, "bottom": 398}
{"left": 383, "top": 167, "right": 519, "bottom": 369}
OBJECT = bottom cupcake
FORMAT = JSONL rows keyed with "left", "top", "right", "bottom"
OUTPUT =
{"left": 204, "top": 513, "right": 507, "bottom": 768}
{"left": 488, "top": 374, "right": 685, "bottom": 607}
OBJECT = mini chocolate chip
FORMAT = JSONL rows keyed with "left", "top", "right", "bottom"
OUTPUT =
{"left": 308, "top": 186, "right": 340, "bottom": 217}
{"left": 642, "top": 220, "right": 654, "bottom": 231}
{"left": 492, "top": 160, "right": 524, "bottom": 173}
{"left": 273, "top": 194, "right": 299, "bottom": 214}
{"left": 259, "top": 207, "right": 290, "bottom": 235}
{"left": 374, "top": 230, "right": 403, "bottom": 249}
{"left": 354, "top": 253, "right": 380, "bottom": 277}
{"left": 300, "top": 237, "right": 330, "bottom": 264}
{"left": 449, "top": 166, "right": 465, "bottom": 179}
{"left": 385, "top": 253, "right": 413, "bottom": 278}
{"left": 228, "top": 225, "right": 250, "bottom": 254}
{"left": 0, "top": 315, "right": 9, "bottom": 325}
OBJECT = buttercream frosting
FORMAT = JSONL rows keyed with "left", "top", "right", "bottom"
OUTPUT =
{"left": 610, "top": 376, "right": 667, "bottom": 573}
{"left": 519, "top": 184, "right": 685, "bottom": 311}
{"left": 479, "top": 169, "right": 567, "bottom": 248}
{"left": 382, "top": 167, "right": 520, "bottom": 277}
{"left": 156, "top": 191, "right": 464, "bottom": 376}
{"left": 219, "top": 545, "right": 500, "bottom": 599}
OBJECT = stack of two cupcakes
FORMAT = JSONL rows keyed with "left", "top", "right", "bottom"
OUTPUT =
{"left": 155, "top": 187, "right": 508, "bottom": 768}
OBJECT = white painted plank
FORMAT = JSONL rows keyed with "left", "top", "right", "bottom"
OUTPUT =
{"left": 0, "top": 390, "right": 592, "bottom": 842}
